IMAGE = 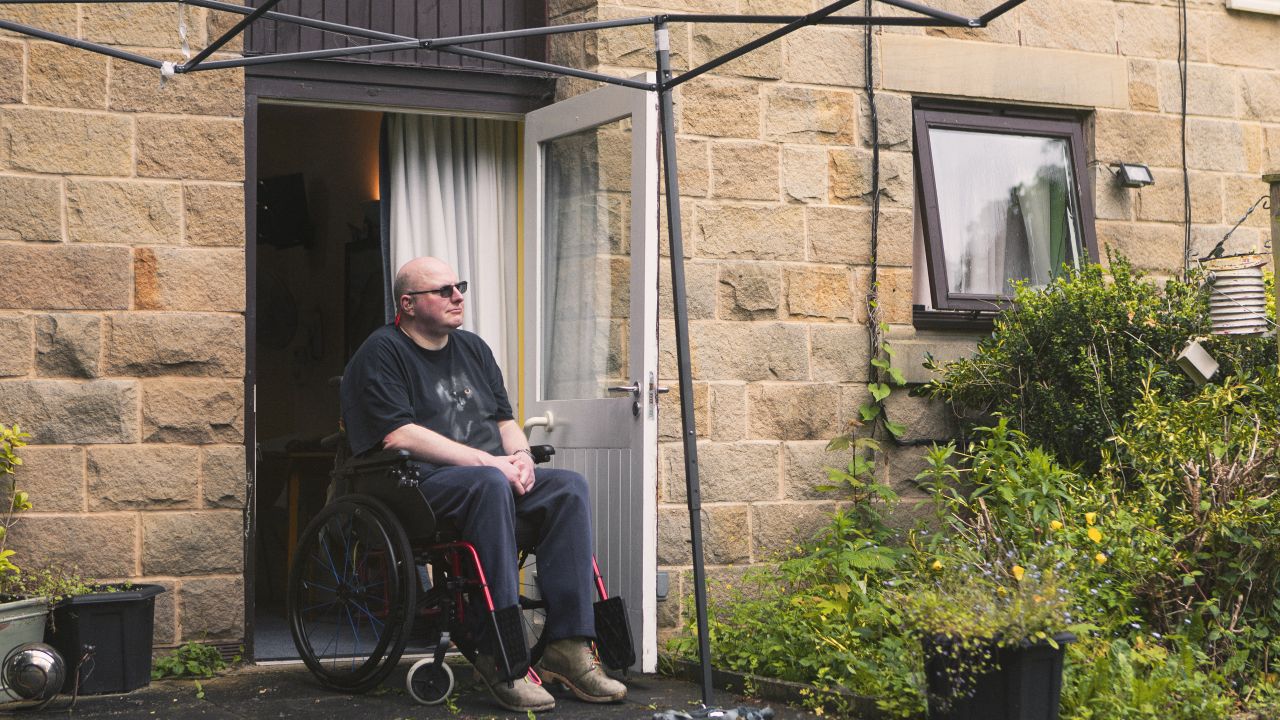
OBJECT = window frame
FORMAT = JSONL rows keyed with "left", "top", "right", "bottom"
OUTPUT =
{"left": 913, "top": 102, "right": 1099, "bottom": 312}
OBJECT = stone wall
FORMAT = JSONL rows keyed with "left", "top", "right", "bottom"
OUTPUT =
{"left": 547, "top": 0, "right": 1280, "bottom": 639}
{"left": 0, "top": 4, "right": 245, "bottom": 644}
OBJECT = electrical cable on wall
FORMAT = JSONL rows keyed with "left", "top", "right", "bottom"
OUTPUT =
{"left": 1178, "top": 0, "right": 1192, "bottom": 276}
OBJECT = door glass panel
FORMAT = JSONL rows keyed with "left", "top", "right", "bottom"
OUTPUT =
{"left": 540, "top": 119, "right": 632, "bottom": 400}
{"left": 928, "top": 128, "right": 1081, "bottom": 296}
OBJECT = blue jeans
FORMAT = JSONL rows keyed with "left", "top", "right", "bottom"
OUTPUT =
{"left": 416, "top": 465, "right": 596, "bottom": 643}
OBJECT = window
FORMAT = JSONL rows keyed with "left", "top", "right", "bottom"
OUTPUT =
{"left": 914, "top": 103, "right": 1097, "bottom": 313}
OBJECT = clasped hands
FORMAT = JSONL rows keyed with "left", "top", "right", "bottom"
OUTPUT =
{"left": 482, "top": 450, "right": 537, "bottom": 495}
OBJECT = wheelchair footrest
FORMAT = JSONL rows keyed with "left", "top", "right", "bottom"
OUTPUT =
{"left": 489, "top": 604, "right": 530, "bottom": 682}
{"left": 593, "top": 597, "right": 635, "bottom": 669}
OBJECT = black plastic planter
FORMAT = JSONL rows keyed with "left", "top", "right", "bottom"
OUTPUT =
{"left": 45, "top": 584, "right": 165, "bottom": 695}
{"left": 924, "top": 632, "right": 1075, "bottom": 720}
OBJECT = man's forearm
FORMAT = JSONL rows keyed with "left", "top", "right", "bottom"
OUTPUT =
{"left": 497, "top": 420, "right": 531, "bottom": 456}
{"left": 382, "top": 423, "right": 494, "bottom": 467}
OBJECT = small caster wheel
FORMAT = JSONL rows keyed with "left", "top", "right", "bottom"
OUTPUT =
{"left": 406, "top": 658, "right": 454, "bottom": 705}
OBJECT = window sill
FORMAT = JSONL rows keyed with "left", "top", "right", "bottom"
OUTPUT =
{"left": 912, "top": 305, "right": 996, "bottom": 332}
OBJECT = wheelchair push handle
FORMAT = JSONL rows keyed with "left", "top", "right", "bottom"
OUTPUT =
{"left": 528, "top": 445, "right": 555, "bottom": 464}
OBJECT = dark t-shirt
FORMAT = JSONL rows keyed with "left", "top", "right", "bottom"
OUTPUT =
{"left": 340, "top": 324, "right": 514, "bottom": 458}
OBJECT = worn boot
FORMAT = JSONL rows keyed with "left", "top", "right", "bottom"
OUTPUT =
{"left": 474, "top": 655, "right": 555, "bottom": 713}
{"left": 538, "top": 637, "right": 627, "bottom": 703}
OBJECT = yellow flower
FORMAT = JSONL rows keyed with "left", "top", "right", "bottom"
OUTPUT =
{"left": 1011, "top": 565, "right": 1026, "bottom": 581}
{"left": 1087, "top": 527, "right": 1103, "bottom": 544}
{"left": 1085, "top": 512, "right": 1097, "bottom": 526}
{"left": 1094, "top": 552, "right": 1108, "bottom": 565}
{"left": 997, "top": 587, "right": 1009, "bottom": 596}
{"left": 931, "top": 559, "right": 943, "bottom": 571}
{"left": 1033, "top": 595, "right": 1044, "bottom": 603}
{"left": 1049, "top": 520, "right": 1063, "bottom": 531}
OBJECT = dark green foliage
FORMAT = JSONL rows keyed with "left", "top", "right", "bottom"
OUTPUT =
{"left": 152, "top": 641, "right": 232, "bottom": 680}
{"left": 921, "top": 257, "right": 1275, "bottom": 471}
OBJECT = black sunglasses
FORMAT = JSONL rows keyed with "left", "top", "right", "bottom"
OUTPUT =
{"left": 405, "top": 281, "right": 468, "bottom": 299}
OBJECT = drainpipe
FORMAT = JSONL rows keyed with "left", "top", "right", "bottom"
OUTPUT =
{"left": 1269, "top": 170, "right": 1280, "bottom": 360}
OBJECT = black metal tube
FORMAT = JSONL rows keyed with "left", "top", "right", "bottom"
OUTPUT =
{"left": 439, "top": 45, "right": 658, "bottom": 90}
{"left": 181, "top": 39, "right": 423, "bottom": 70}
{"left": 654, "top": 19, "right": 712, "bottom": 708}
{"left": 661, "top": 13, "right": 960, "bottom": 25}
{"left": 978, "top": 0, "right": 1030, "bottom": 24}
{"left": 663, "top": 0, "right": 863, "bottom": 91}
{"left": 877, "top": 0, "right": 977, "bottom": 26}
{"left": 184, "top": 0, "right": 414, "bottom": 43}
{"left": 182, "top": 0, "right": 286, "bottom": 70}
{"left": 428, "top": 15, "right": 657, "bottom": 47}
{"left": 0, "top": 18, "right": 163, "bottom": 67}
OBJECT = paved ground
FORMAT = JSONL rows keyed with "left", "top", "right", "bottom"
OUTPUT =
{"left": 25, "top": 660, "right": 820, "bottom": 719}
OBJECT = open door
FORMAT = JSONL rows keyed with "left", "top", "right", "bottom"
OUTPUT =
{"left": 522, "top": 76, "right": 659, "bottom": 671}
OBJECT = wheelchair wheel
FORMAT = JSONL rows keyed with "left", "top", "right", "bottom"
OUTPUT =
{"left": 406, "top": 658, "right": 454, "bottom": 705}
{"left": 518, "top": 555, "right": 550, "bottom": 666}
{"left": 288, "top": 495, "right": 416, "bottom": 692}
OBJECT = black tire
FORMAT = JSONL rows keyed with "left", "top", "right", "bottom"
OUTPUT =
{"left": 405, "top": 658, "right": 454, "bottom": 705}
{"left": 287, "top": 496, "right": 416, "bottom": 692}
{"left": 518, "top": 553, "right": 549, "bottom": 667}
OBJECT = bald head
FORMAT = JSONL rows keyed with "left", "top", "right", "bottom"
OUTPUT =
{"left": 394, "top": 256, "right": 454, "bottom": 301}
{"left": 394, "top": 256, "right": 465, "bottom": 345}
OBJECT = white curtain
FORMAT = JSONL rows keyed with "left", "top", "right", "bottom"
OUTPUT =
{"left": 385, "top": 114, "right": 520, "bottom": 385}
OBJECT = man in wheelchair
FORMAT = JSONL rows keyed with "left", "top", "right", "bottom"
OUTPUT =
{"left": 340, "top": 256, "right": 627, "bottom": 713}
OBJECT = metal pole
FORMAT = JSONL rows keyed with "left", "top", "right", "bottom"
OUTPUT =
{"left": 654, "top": 17, "right": 713, "bottom": 707}
{"left": 180, "top": 0, "right": 286, "bottom": 71}
{"left": 0, "top": 18, "right": 163, "bottom": 67}
{"left": 439, "top": 45, "right": 658, "bottom": 90}
{"left": 1266, "top": 171, "right": 1280, "bottom": 363}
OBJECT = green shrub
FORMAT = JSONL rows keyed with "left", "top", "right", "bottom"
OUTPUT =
{"left": 152, "top": 641, "right": 233, "bottom": 680}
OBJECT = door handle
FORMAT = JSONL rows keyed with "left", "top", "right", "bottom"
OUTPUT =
{"left": 523, "top": 411, "right": 555, "bottom": 436}
{"left": 607, "top": 384, "right": 641, "bottom": 397}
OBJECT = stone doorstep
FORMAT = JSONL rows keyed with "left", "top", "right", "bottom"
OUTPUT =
{"left": 663, "top": 655, "right": 885, "bottom": 719}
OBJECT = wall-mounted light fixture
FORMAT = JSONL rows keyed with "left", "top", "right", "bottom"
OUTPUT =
{"left": 1110, "top": 162, "right": 1155, "bottom": 188}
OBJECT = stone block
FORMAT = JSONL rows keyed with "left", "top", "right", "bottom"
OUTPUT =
{"left": 67, "top": 180, "right": 182, "bottom": 245}
{"left": 783, "top": 440, "right": 846, "bottom": 500}
{"left": 1094, "top": 110, "right": 1183, "bottom": 174}
{"left": 134, "top": 247, "right": 246, "bottom": 312}
{"left": 882, "top": 393, "right": 957, "bottom": 445}
{"left": 693, "top": 203, "right": 804, "bottom": 260}
{"left": 0, "top": 175, "right": 64, "bottom": 242}
{"left": 143, "top": 511, "right": 243, "bottom": 575}
{"left": 658, "top": 259, "right": 717, "bottom": 321}
{"left": 81, "top": 4, "right": 198, "bottom": 48}
{"left": 656, "top": 382, "right": 708, "bottom": 444}
{"left": 136, "top": 116, "right": 244, "bottom": 181}
{"left": 88, "top": 445, "right": 200, "bottom": 510}
{"left": 807, "top": 205, "right": 913, "bottom": 267}
{"left": 1128, "top": 59, "right": 1160, "bottom": 112}
{"left": 691, "top": 23, "right": 780, "bottom": 80}
{"left": 1267, "top": 127, "right": 1280, "bottom": 171}
{"left": 1224, "top": 174, "right": 1273, "bottom": 230}
{"left": 918, "top": 0, "right": 1019, "bottom": 44}
{"left": 1137, "top": 169, "right": 1222, "bottom": 224}
{"left": 0, "top": 380, "right": 138, "bottom": 443}
{"left": 0, "top": 315, "right": 31, "bottom": 377}
{"left": 878, "top": 443, "right": 935, "bottom": 497}
{"left": 710, "top": 142, "right": 778, "bottom": 201}
{"left": 202, "top": 445, "right": 246, "bottom": 509}
{"left": 1207, "top": 12, "right": 1280, "bottom": 71}
{"left": 678, "top": 79, "right": 760, "bottom": 139}
{"left": 750, "top": 502, "right": 836, "bottom": 559}
{"left": 886, "top": 328, "right": 982, "bottom": 386}
{"left": 784, "top": 266, "right": 856, "bottom": 321}
{"left": 1187, "top": 119, "right": 1247, "bottom": 173}
{"left": 717, "top": 262, "right": 780, "bottom": 320}
{"left": 782, "top": 27, "right": 864, "bottom": 87}
{"left": 763, "top": 86, "right": 856, "bottom": 145}
{"left": 859, "top": 91, "right": 911, "bottom": 149}
{"left": 596, "top": 10, "right": 685, "bottom": 71}
{"left": 185, "top": 183, "right": 246, "bottom": 246}
{"left": 657, "top": 506, "right": 692, "bottom": 566}
{"left": 142, "top": 379, "right": 243, "bottom": 443}
{"left": 28, "top": 42, "right": 108, "bottom": 109}
{"left": 1242, "top": 70, "right": 1280, "bottom": 121}
{"left": 4, "top": 108, "right": 132, "bottom": 176}
{"left": 0, "top": 245, "right": 131, "bottom": 310}
{"left": 178, "top": 577, "right": 245, "bottom": 641}
{"left": 1096, "top": 220, "right": 1187, "bottom": 272}
{"left": 5, "top": 514, "right": 136, "bottom": 578}
{"left": 870, "top": 267, "right": 914, "bottom": 325}
{"left": 829, "top": 149, "right": 913, "bottom": 206}
{"left": 661, "top": 441, "right": 780, "bottom": 504}
{"left": 781, "top": 147, "right": 828, "bottom": 204}
{"left": 105, "top": 313, "right": 244, "bottom": 377}
{"left": 0, "top": 6, "right": 76, "bottom": 37}
{"left": 689, "top": 322, "right": 808, "bottom": 381}
{"left": 1193, "top": 223, "right": 1265, "bottom": 259}
{"left": 708, "top": 382, "right": 746, "bottom": 442}
{"left": 1020, "top": 0, "right": 1116, "bottom": 53}
{"left": 658, "top": 506, "right": 747, "bottom": 566}
{"left": 747, "top": 383, "right": 842, "bottom": 441}
{"left": 1093, "top": 166, "right": 1134, "bottom": 222}
{"left": 111, "top": 61, "right": 243, "bottom": 116}
{"left": 150, "top": 579, "right": 177, "bottom": 644}
{"left": 1157, "top": 62, "right": 1239, "bottom": 118}
{"left": 35, "top": 314, "right": 101, "bottom": 378}
{"left": 1117, "top": 5, "right": 1182, "bottom": 60}
{"left": 811, "top": 323, "right": 872, "bottom": 384}
{"left": 672, "top": 139, "right": 709, "bottom": 199}
{"left": 10, "top": 445, "right": 83, "bottom": 512}
{"left": 0, "top": 42, "right": 20, "bottom": 102}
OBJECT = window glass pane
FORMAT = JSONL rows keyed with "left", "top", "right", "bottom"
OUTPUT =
{"left": 539, "top": 120, "right": 632, "bottom": 400}
{"left": 928, "top": 128, "right": 1081, "bottom": 297}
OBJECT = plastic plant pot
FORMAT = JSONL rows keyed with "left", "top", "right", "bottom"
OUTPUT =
{"left": 45, "top": 584, "right": 165, "bottom": 695}
{"left": 924, "top": 632, "right": 1075, "bottom": 720}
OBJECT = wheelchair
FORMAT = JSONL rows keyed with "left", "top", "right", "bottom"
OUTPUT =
{"left": 285, "top": 445, "right": 635, "bottom": 706}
